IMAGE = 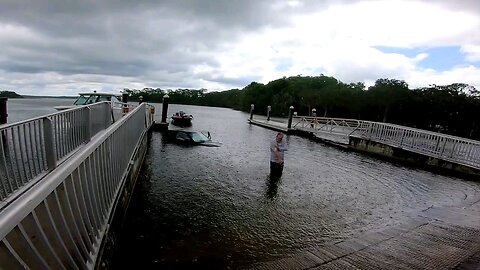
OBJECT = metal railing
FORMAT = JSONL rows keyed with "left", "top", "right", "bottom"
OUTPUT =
{"left": 0, "top": 102, "right": 129, "bottom": 208}
{"left": 0, "top": 103, "right": 153, "bottom": 269}
{"left": 292, "top": 116, "right": 480, "bottom": 169}
{"left": 293, "top": 116, "right": 361, "bottom": 136}
{"left": 357, "top": 121, "right": 480, "bottom": 169}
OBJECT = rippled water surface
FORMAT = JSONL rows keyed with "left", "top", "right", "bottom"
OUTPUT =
{"left": 111, "top": 104, "right": 480, "bottom": 269}
{"left": 5, "top": 98, "right": 74, "bottom": 123}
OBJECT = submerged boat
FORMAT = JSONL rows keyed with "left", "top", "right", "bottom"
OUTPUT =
{"left": 171, "top": 111, "right": 193, "bottom": 126}
{"left": 166, "top": 129, "right": 221, "bottom": 147}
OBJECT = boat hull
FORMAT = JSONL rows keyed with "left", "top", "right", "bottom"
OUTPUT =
{"left": 171, "top": 117, "right": 192, "bottom": 126}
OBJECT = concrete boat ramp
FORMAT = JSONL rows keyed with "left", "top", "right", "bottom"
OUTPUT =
{"left": 251, "top": 197, "right": 480, "bottom": 269}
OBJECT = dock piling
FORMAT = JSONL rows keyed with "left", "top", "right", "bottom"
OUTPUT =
{"left": 249, "top": 104, "right": 254, "bottom": 120}
{"left": 122, "top": 93, "right": 130, "bottom": 114}
{"left": 151, "top": 94, "right": 170, "bottom": 131}
{"left": 267, "top": 105, "right": 271, "bottom": 121}
{"left": 0, "top": 97, "right": 7, "bottom": 125}
{"left": 161, "top": 95, "right": 169, "bottom": 123}
{"left": 287, "top": 106, "right": 294, "bottom": 129}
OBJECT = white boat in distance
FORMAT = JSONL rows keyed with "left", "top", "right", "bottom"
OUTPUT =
{"left": 54, "top": 92, "right": 123, "bottom": 111}
{"left": 54, "top": 92, "right": 132, "bottom": 122}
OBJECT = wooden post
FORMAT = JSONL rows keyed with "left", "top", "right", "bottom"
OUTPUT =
{"left": 249, "top": 104, "right": 254, "bottom": 120}
{"left": 121, "top": 93, "right": 129, "bottom": 114}
{"left": 311, "top": 108, "right": 317, "bottom": 128}
{"left": 287, "top": 106, "right": 294, "bottom": 129}
{"left": 267, "top": 105, "right": 271, "bottom": 121}
{"left": 122, "top": 93, "right": 128, "bottom": 103}
{"left": 0, "top": 98, "right": 6, "bottom": 148}
{"left": 161, "top": 94, "right": 169, "bottom": 123}
{"left": 0, "top": 97, "right": 7, "bottom": 125}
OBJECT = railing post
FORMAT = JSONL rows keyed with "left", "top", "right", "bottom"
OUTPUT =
{"left": 84, "top": 107, "right": 92, "bottom": 143}
{"left": 43, "top": 117, "right": 57, "bottom": 170}
{"left": 106, "top": 102, "right": 113, "bottom": 126}
{"left": 267, "top": 105, "right": 271, "bottom": 121}
{"left": 249, "top": 104, "right": 254, "bottom": 120}
{"left": 161, "top": 94, "right": 169, "bottom": 123}
{"left": 0, "top": 97, "right": 7, "bottom": 125}
{"left": 287, "top": 106, "right": 294, "bottom": 129}
{"left": 399, "top": 129, "right": 406, "bottom": 147}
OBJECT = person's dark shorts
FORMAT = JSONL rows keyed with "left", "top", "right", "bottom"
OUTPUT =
{"left": 270, "top": 161, "right": 284, "bottom": 178}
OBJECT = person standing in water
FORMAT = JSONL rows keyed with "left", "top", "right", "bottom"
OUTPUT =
{"left": 270, "top": 132, "right": 287, "bottom": 178}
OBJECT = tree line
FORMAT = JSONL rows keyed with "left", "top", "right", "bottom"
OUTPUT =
{"left": 124, "top": 75, "right": 480, "bottom": 140}
{"left": 0, "top": 91, "right": 23, "bottom": 98}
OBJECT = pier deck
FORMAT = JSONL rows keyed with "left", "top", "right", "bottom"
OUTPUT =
{"left": 249, "top": 118, "right": 289, "bottom": 133}
{"left": 253, "top": 195, "right": 480, "bottom": 269}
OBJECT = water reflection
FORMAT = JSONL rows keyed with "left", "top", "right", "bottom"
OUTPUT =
{"left": 265, "top": 175, "right": 281, "bottom": 199}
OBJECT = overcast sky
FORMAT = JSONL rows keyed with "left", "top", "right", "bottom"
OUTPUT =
{"left": 1, "top": 0, "right": 479, "bottom": 96}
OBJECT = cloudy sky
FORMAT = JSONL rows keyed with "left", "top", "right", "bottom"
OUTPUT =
{"left": 1, "top": 0, "right": 479, "bottom": 96}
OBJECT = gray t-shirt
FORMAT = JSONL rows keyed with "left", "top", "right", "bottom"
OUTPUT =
{"left": 270, "top": 139, "right": 287, "bottom": 163}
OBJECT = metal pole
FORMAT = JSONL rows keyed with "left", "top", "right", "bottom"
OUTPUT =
{"left": 43, "top": 117, "right": 57, "bottom": 170}
{"left": 84, "top": 107, "right": 92, "bottom": 143}
{"left": 287, "top": 106, "right": 294, "bottom": 129}
{"left": 249, "top": 104, "right": 254, "bottom": 120}
{"left": 267, "top": 105, "right": 271, "bottom": 121}
{"left": 0, "top": 97, "right": 7, "bottom": 125}
{"left": 161, "top": 95, "right": 169, "bottom": 123}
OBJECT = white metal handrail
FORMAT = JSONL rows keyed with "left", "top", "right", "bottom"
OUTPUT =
{"left": 292, "top": 116, "right": 480, "bottom": 169}
{"left": 0, "top": 103, "right": 154, "bottom": 269}
{"left": 293, "top": 116, "right": 361, "bottom": 136}
{"left": 0, "top": 102, "right": 119, "bottom": 208}
{"left": 356, "top": 121, "right": 480, "bottom": 169}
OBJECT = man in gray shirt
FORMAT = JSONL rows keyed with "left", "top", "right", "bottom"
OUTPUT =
{"left": 270, "top": 132, "right": 287, "bottom": 178}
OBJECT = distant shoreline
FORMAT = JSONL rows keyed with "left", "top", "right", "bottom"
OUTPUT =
{"left": 21, "top": 95, "right": 77, "bottom": 99}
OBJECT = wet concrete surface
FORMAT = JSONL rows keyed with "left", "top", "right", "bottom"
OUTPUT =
{"left": 111, "top": 104, "right": 480, "bottom": 269}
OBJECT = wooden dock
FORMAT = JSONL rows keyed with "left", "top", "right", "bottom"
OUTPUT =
{"left": 249, "top": 118, "right": 349, "bottom": 146}
{"left": 252, "top": 196, "right": 480, "bottom": 269}
{"left": 249, "top": 118, "right": 289, "bottom": 133}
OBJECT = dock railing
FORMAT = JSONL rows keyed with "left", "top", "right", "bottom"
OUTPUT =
{"left": 292, "top": 116, "right": 480, "bottom": 170}
{"left": 0, "top": 101, "right": 135, "bottom": 209}
{"left": 356, "top": 121, "right": 480, "bottom": 169}
{"left": 0, "top": 103, "right": 154, "bottom": 269}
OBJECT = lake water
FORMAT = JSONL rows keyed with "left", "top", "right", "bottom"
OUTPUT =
{"left": 4, "top": 98, "right": 74, "bottom": 123}
{"left": 5, "top": 99, "right": 480, "bottom": 269}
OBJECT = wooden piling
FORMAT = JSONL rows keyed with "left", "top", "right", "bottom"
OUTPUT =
{"left": 0, "top": 97, "right": 7, "bottom": 125}
{"left": 287, "top": 106, "right": 294, "bottom": 129}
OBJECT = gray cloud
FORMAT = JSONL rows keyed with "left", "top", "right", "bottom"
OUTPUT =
{"left": 0, "top": 0, "right": 479, "bottom": 95}
{"left": 1, "top": 0, "right": 306, "bottom": 94}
